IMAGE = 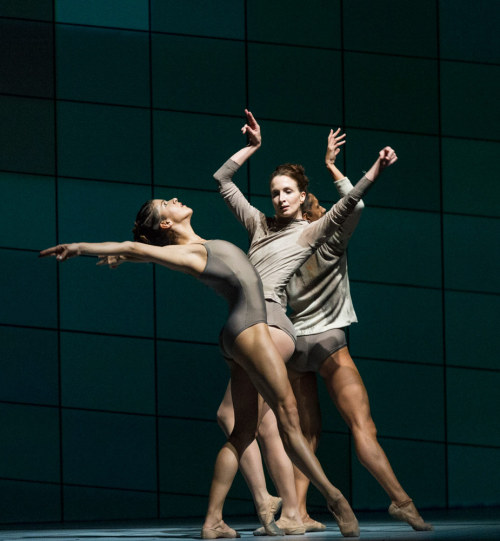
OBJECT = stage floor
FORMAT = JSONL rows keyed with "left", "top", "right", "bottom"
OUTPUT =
{"left": 1, "top": 508, "right": 499, "bottom": 541}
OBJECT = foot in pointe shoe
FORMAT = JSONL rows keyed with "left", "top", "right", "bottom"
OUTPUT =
{"left": 201, "top": 520, "right": 240, "bottom": 539}
{"left": 254, "top": 517, "right": 306, "bottom": 536}
{"left": 302, "top": 515, "right": 327, "bottom": 532}
{"left": 327, "top": 495, "right": 360, "bottom": 538}
{"left": 256, "top": 495, "right": 284, "bottom": 536}
{"left": 388, "top": 499, "right": 433, "bottom": 531}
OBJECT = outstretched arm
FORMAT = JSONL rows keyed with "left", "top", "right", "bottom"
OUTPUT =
{"left": 364, "top": 146, "right": 398, "bottom": 181}
{"left": 302, "top": 146, "right": 397, "bottom": 248}
{"left": 39, "top": 241, "right": 207, "bottom": 276}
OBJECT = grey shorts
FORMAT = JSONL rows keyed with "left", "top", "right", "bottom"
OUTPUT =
{"left": 265, "top": 300, "right": 297, "bottom": 344}
{"left": 287, "top": 328, "right": 347, "bottom": 373}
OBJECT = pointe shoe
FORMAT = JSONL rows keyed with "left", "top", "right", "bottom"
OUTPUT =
{"left": 388, "top": 499, "right": 433, "bottom": 531}
{"left": 254, "top": 517, "right": 306, "bottom": 536}
{"left": 327, "top": 497, "right": 360, "bottom": 538}
{"left": 256, "top": 495, "right": 284, "bottom": 536}
{"left": 201, "top": 522, "right": 240, "bottom": 539}
{"left": 302, "top": 516, "right": 327, "bottom": 532}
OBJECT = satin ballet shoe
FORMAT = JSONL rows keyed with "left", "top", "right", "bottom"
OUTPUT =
{"left": 388, "top": 499, "right": 433, "bottom": 531}
{"left": 302, "top": 516, "right": 327, "bottom": 532}
{"left": 254, "top": 517, "right": 306, "bottom": 536}
{"left": 201, "top": 522, "right": 240, "bottom": 539}
{"left": 256, "top": 496, "right": 284, "bottom": 536}
{"left": 327, "top": 497, "right": 360, "bottom": 538}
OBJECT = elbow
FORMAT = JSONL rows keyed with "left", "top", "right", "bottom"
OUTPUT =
{"left": 357, "top": 199, "right": 365, "bottom": 211}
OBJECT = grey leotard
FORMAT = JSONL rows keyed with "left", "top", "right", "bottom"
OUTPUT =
{"left": 197, "top": 240, "right": 267, "bottom": 359}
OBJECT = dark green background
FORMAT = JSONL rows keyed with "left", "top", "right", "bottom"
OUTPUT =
{"left": 0, "top": 0, "right": 498, "bottom": 524}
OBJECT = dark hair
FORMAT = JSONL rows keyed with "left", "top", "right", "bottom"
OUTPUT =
{"left": 301, "top": 192, "right": 315, "bottom": 217}
{"left": 132, "top": 200, "right": 171, "bottom": 246}
{"left": 270, "top": 163, "right": 309, "bottom": 193}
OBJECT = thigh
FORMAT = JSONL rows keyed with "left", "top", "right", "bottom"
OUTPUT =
{"left": 319, "top": 347, "right": 372, "bottom": 429}
{"left": 232, "top": 323, "right": 295, "bottom": 414}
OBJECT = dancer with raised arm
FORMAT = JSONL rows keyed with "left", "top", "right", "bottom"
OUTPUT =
{"left": 39, "top": 133, "right": 377, "bottom": 537}
{"left": 283, "top": 130, "right": 432, "bottom": 532}
{"left": 214, "top": 110, "right": 397, "bottom": 535}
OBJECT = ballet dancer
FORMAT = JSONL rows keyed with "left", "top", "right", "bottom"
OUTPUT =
{"left": 284, "top": 129, "right": 432, "bottom": 532}
{"left": 214, "top": 110, "right": 397, "bottom": 535}
{"left": 39, "top": 164, "right": 369, "bottom": 537}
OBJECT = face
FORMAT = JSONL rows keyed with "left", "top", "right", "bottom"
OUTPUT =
{"left": 270, "top": 175, "right": 306, "bottom": 219}
{"left": 154, "top": 197, "right": 192, "bottom": 229}
{"left": 304, "top": 194, "right": 326, "bottom": 222}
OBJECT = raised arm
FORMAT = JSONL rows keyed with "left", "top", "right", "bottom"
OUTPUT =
{"left": 39, "top": 241, "right": 207, "bottom": 276}
{"left": 213, "top": 109, "right": 265, "bottom": 235}
{"left": 301, "top": 146, "right": 397, "bottom": 249}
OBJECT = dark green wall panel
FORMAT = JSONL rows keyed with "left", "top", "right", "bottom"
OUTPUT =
{"left": 57, "top": 101, "right": 151, "bottom": 182}
{"left": 56, "top": 25, "right": 150, "bottom": 106}
{"left": 0, "top": 327, "right": 58, "bottom": 405}
{"left": 152, "top": 34, "right": 245, "bottom": 115}
{"left": 0, "top": 0, "right": 53, "bottom": 21}
{"left": 0, "top": 480, "right": 61, "bottom": 524}
{"left": 0, "top": 19, "right": 53, "bottom": 98}
{"left": 61, "top": 332, "right": 155, "bottom": 414}
{"left": 1, "top": 249, "right": 58, "bottom": 327}
{"left": 59, "top": 256, "right": 154, "bottom": 336}
{"left": 62, "top": 409, "right": 156, "bottom": 490}
{"left": 349, "top": 283, "right": 443, "bottom": 364}
{"left": 248, "top": 44, "right": 342, "bottom": 125}
{"left": 157, "top": 341, "right": 228, "bottom": 419}
{"left": 151, "top": 0, "right": 244, "bottom": 39}
{"left": 0, "top": 172, "right": 56, "bottom": 250}
{"left": 247, "top": 0, "right": 341, "bottom": 48}
{"left": 0, "top": 96, "right": 54, "bottom": 175}
{"left": 64, "top": 485, "right": 157, "bottom": 521}
{"left": 349, "top": 207, "right": 442, "bottom": 288}
{"left": 0, "top": 404, "right": 60, "bottom": 482}
{"left": 55, "top": 0, "right": 149, "bottom": 30}
{"left": 345, "top": 53, "right": 439, "bottom": 134}
{"left": 344, "top": 0, "right": 437, "bottom": 57}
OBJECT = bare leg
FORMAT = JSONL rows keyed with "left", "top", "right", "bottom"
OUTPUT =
{"left": 217, "top": 380, "right": 273, "bottom": 506}
{"left": 256, "top": 327, "right": 303, "bottom": 528}
{"left": 233, "top": 324, "right": 359, "bottom": 537}
{"left": 288, "top": 370, "right": 326, "bottom": 531}
{"left": 203, "top": 359, "right": 263, "bottom": 538}
{"left": 319, "top": 346, "right": 431, "bottom": 531}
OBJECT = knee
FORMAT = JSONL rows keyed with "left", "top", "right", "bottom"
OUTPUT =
{"left": 274, "top": 397, "right": 302, "bottom": 440}
{"left": 216, "top": 403, "right": 233, "bottom": 437}
{"left": 352, "top": 417, "right": 378, "bottom": 444}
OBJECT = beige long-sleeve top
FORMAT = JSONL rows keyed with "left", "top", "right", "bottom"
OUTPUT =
{"left": 286, "top": 176, "right": 364, "bottom": 335}
{"left": 214, "top": 159, "right": 372, "bottom": 308}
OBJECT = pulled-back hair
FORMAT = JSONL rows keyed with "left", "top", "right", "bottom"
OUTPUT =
{"left": 270, "top": 163, "right": 309, "bottom": 193}
{"left": 301, "top": 192, "right": 315, "bottom": 217}
{"left": 132, "top": 200, "right": 171, "bottom": 246}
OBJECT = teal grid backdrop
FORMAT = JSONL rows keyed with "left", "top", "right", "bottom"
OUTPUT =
{"left": 0, "top": 0, "right": 499, "bottom": 524}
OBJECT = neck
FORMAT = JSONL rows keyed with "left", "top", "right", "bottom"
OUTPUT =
{"left": 171, "top": 223, "right": 206, "bottom": 245}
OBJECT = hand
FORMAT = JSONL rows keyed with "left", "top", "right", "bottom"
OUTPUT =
{"left": 241, "top": 109, "right": 262, "bottom": 148}
{"left": 325, "top": 128, "right": 346, "bottom": 165}
{"left": 96, "top": 255, "right": 124, "bottom": 269}
{"left": 378, "top": 146, "right": 398, "bottom": 170}
{"left": 39, "top": 243, "right": 80, "bottom": 261}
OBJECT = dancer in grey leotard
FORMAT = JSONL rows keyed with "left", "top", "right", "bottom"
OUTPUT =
{"left": 198, "top": 240, "right": 267, "bottom": 358}
{"left": 40, "top": 191, "right": 360, "bottom": 539}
